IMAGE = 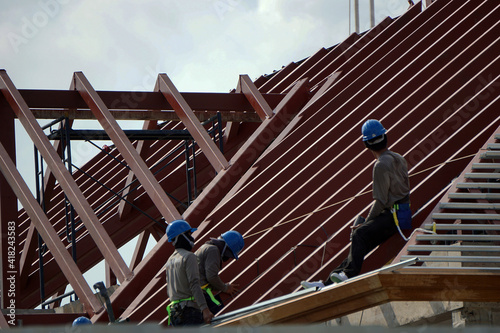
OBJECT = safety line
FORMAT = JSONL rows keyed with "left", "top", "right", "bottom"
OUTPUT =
{"left": 243, "top": 153, "right": 476, "bottom": 240}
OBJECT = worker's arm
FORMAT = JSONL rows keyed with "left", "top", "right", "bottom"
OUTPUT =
{"left": 367, "top": 161, "right": 391, "bottom": 221}
{"left": 204, "top": 246, "right": 228, "bottom": 292}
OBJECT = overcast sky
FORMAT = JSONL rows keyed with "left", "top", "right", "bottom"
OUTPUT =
{"left": 1, "top": 0, "right": 411, "bottom": 297}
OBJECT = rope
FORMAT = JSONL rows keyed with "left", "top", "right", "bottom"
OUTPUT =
{"left": 243, "top": 153, "right": 476, "bottom": 240}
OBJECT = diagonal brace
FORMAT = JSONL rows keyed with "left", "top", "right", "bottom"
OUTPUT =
{"left": 157, "top": 73, "right": 229, "bottom": 172}
{"left": 73, "top": 72, "right": 182, "bottom": 223}
{"left": 239, "top": 74, "right": 274, "bottom": 120}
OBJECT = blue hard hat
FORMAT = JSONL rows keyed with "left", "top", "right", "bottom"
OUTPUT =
{"left": 72, "top": 316, "right": 92, "bottom": 326}
{"left": 221, "top": 230, "right": 244, "bottom": 260}
{"left": 361, "top": 119, "right": 386, "bottom": 141}
{"left": 167, "top": 220, "right": 197, "bottom": 242}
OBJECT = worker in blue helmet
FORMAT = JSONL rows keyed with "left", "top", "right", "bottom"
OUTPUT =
{"left": 195, "top": 230, "right": 244, "bottom": 314}
{"left": 302, "top": 119, "right": 410, "bottom": 288}
{"left": 72, "top": 316, "right": 92, "bottom": 326}
{"left": 165, "top": 220, "right": 213, "bottom": 326}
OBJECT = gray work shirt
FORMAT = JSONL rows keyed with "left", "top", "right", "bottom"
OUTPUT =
{"left": 196, "top": 243, "right": 228, "bottom": 292}
{"left": 367, "top": 150, "right": 410, "bottom": 221}
{"left": 165, "top": 248, "right": 208, "bottom": 311}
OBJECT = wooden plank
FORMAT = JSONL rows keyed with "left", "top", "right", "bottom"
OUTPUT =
{"left": 216, "top": 270, "right": 500, "bottom": 326}
{"left": 216, "top": 274, "right": 386, "bottom": 326}
{"left": 381, "top": 270, "right": 500, "bottom": 302}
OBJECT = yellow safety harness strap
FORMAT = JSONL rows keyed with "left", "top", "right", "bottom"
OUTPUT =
{"left": 392, "top": 205, "right": 400, "bottom": 227}
{"left": 166, "top": 297, "right": 194, "bottom": 325}
{"left": 201, "top": 284, "right": 221, "bottom": 306}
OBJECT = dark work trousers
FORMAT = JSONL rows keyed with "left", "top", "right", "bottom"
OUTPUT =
{"left": 324, "top": 210, "right": 397, "bottom": 285}
{"left": 204, "top": 292, "right": 224, "bottom": 315}
{"left": 170, "top": 306, "right": 203, "bottom": 327}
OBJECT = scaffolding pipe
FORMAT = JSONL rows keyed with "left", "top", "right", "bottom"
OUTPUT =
{"left": 354, "top": 0, "right": 360, "bottom": 33}
{"left": 370, "top": 0, "right": 375, "bottom": 28}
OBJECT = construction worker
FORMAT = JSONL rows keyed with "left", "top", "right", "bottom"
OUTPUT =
{"left": 165, "top": 220, "right": 213, "bottom": 326}
{"left": 302, "top": 119, "right": 410, "bottom": 288}
{"left": 195, "top": 230, "right": 244, "bottom": 314}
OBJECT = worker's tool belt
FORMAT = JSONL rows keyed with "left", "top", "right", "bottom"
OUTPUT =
{"left": 167, "top": 297, "right": 195, "bottom": 325}
{"left": 392, "top": 197, "right": 411, "bottom": 230}
{"left": 201, "top": 284, "right": 221, "bottom": 306}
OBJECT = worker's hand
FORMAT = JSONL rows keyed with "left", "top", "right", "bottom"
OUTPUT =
{"left": 224, "top": 283, "right": 239, "bottom": 295}
{"left": 202, "top": 308, "right": 214, "bottom": 324}
{"left": 350, "top": 224, "right": 362, "bottom": 230}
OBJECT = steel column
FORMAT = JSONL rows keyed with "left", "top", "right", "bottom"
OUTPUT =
{"left": 0, "top": 143, "right": 103, "bottom": 315}
{"left": 73, "top": 72, "right": 181, "bottom": 223}
{"left": 0, "top": 70, "right": 132, "bottom": 284}
{"left": 157, "top": 73, "right": 229, "bottom": 172}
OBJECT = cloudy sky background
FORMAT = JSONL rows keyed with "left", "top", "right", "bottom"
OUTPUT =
{"left": 1, "top": 0, "right": 411, "bottom": 299}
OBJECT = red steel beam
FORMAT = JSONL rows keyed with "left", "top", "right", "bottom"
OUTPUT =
{"left": 0, "top": 143, "right": 103, "bottom": 315}
{"left": 29, "top": 108, "right": 262, "bottom": 122}
{"left": 118, "top": 120, "right": 158, "bottom": 220}
{"left": 17, "top": 89, "right": 285, "bottom": 112}
{"left": 239, "top": 75, "right": 273, "bottom": 120}
{"left": 73, "top": 71, "right": 182, "bottom": 223}
{"left": 268, "top": 47, "right": 330, "bottom": 94}
{"left": 105, "top": 261, "right": 117, "bottom": 288}
{"left": 118, "top": 268, "right": 165, "bottom": 321}
{"left": 19, "top": 121, "right": 69, "bottom": 288}
{"left": 157, "top": 73, "right": 229, "bottom": 172}
{"left": 118, "top": 79, "right": 161, "bottom": 220}
{"left": 185, "top": 78, "right": 311, "bottom": 228}
{"left": 200, "top": 5, "right": 500, "bottom": 311}
{"left": 0, "top": 70, "right": 132, "bottom": 285}
{"left": 157, "top": 74, "right": 229, "bottom": 172}
{"left": 129, "top": 230, "right": 150, "bottom": 271}
{"left": 98, "top": 79, "right": 310, "bottom": 323}
{"left": 0, "top": 313, "right": 9, "bottom": 328}
{"left": 265, "top": 71, "right": 341, "bottom": 153}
